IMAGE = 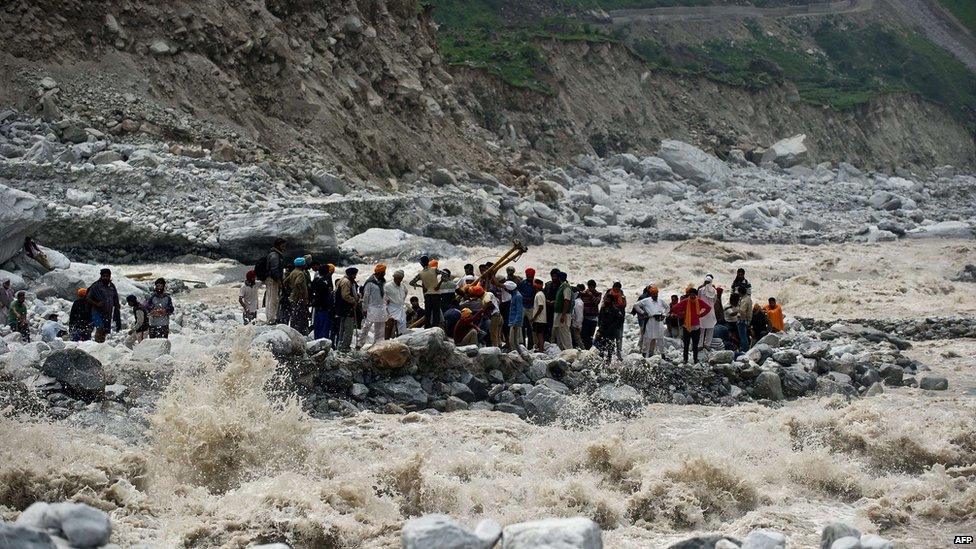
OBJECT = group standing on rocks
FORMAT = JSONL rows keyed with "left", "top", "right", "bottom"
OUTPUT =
{"left": 249, "top": 238, "right": 788, "bottom": 363}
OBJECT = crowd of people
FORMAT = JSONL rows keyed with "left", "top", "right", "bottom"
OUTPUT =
{"left": 3, "top": 268, "right": 174, "bottom": 345}
{"left": 1, "top": 236, "right": 786, "bottom": 363}
{"left": 251, "top": 239, "right": 787, "bottom": 363}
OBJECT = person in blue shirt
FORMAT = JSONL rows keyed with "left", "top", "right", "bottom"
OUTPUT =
{"left": 505, "top": 280, "right": 524, "bottom": 350}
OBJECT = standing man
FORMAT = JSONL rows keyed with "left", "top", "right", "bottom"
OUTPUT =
{"left": 410, "top": 256, "right": 441, "bottom": 328}
{"left": 147, "top": 278, "right": 174, "bottom": 339}
{"left": 87, "top": 268, "right": 121, "bottom": 343}
{"left": 504, "top": 280, "right": 523, "bottom": 351}
{"left": 0, "top": 278, "right": 13, "bottom": 321}
{"left": 530, "top": 279, "right": 547, "bottom": 352}
{"left": 666, "top": 294, "right": 681, "bottom": 338}
{"left": 737, "top": 286, "right": 753, "bottom": 352}
{"left": 571, "top": 284, "right": 584, "bottom": 349}
{"left": 580, "top": 280, "right": 601, "bottom": 349}
{"left": 263, "top": 238, "right": 286, "bottom": 324}
{"left": 8, "top": 290, "right": 29, "bottom": 342}
{"left": 358, "top": 264, "right": 388, "bottom": 348}
{"left": 518, "top": 268, "right": 537, "bottom": 347}
{"left": 731, "top": 268, "right": 750, "bottom": 296}
{"left": 635, "top": 286, "right": 668, "bottom": 358}
{"left": 239, "top": 270, "right": 260, "bottom": 325}
{"left": 438, "top": 268, "right": 457, "bottom": 313}
{"left": 543, "top": 268, "right": 560, "bottom": 343}
{"left": 597, "top": 282, "right": 627, "bottom": 361}
{"left": 310, "top": 265, "right": 335, "bottom": 339}
{"left": 335, "top": 267, "right": 360, "bottom": 351}
{"left": 698, "top": 275, "right": 718, "bottom": 350}
{"left": 552, "top": 271, "right": 574, "bottom": 350}
{"left": 283, "top": 257, "right": 311, "bottom": 335}
{"left": 69, "top": 288, "right": 93, "bottom": 341}
{"left": 385, "top": 269, "right": 408, "bottom": 338}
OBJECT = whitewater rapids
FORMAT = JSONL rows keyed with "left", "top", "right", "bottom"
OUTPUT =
{"left": 2, "top": 239, "right": 975, "bottom": 548}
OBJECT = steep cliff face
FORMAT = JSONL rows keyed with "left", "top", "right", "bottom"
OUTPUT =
{"left": 0, "top": 0, "right": 972, "bottom": 178}
{"left": 0, "top": 0, "right": 496, "bottom": 180}
{"left": 457, "top": 39, "right": 976, "bottom": 171}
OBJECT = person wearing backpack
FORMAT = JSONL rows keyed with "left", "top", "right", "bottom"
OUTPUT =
{"left": 258, "top": 239, "right": 286, "bottom": 324}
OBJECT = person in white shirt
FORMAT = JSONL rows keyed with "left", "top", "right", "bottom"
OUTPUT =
{"left": 239, "top": 270, "right": 259, "bottom": 324}
{"left": 571, "top": 284, "right": 584, "bottom": 348}
{"left": 385, "top": 270, "right": 409, "bottom": 337}
{"left": 698, "top": 275, "right": 718, "bottom": 349}
{"left": 635, "top": 286, "right": 668, "bottom": 358}
{"left": 40, "top": 313, "right": 67, "bottom": 342}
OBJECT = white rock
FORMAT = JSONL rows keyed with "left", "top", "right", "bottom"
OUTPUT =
{"left": 906, "top": 220, "right": 973, "bottom": 239}
{"left": 131, "top": 338, "right": 171, "bottom": 361}
{"left": 761, "top": 134, "right": 808, "bottom": 168}
{"left": 502, "top": 517, "right": 602, "bottom": 549}
{"left": 402, "top": 514, "right": 498, "bottom": 549}
{"left": 657, "top": 140, "right": 732, "bottom": 188}
{"left": 0, "top": 184, "right": 47, "bottom": 265}
{"left": 741, "top": 529, "right": 786, "bottom": 549}
{"left": 339, "top": 228, "right": 461, "bottom": 260}
{"left": 859, "top": 534, "right": 894, "bottom": 549}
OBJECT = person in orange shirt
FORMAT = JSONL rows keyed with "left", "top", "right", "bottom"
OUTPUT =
{"left": 764, "top": 297, "right": 785, "bottom": 332}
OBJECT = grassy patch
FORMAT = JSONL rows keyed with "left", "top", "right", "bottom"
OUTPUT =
{"left": 429, "top": 0, "right": 976, "bottom": 127}
{"left": 938, "top": 0, "right": 976, "bottom": 36}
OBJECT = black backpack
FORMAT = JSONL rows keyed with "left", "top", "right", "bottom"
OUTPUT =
{"left": 254, "top": 255, "right": 270, "bottom": 282}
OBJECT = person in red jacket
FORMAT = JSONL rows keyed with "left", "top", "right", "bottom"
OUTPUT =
{"left": 670, "top": 286, "right": 712, "bottom": 364}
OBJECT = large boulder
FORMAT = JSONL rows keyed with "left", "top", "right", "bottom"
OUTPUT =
{"left": 905, "top": 221, "right": 973, "bottom": 240}
{"left": 218, "top": 208, "right": 338, "bottom": 263}
{"left": 761, "top": 134, "right": 808, "bottom": 168}
{"left": 753, "top": 371, "right": 784, "bottom": 401}
{"left": 522, "top": 384, "right": 572, "bottom": 423}
{"left": 367, "top": 340, "right": 411, "bottom": 369}
{"left": 373, "top": 375, "right": 428, "bottom": 406}
{"left": 402, "top": 514, "right": 500, "bottom": 549}
{"left": 339, "top": 228, "right": 462, "bottom": 261}
{"left": 251, "top": 326, "right": 306, "bottom": 357}
{"left": 501, "top": 517, "right": 602, "bottom": 549}
{"left": 40, "top": 349, "right": 106, "bottom": 401}
{"left": 131, "top": 338, "right": 171, "bottom": 361}
{"left": 0, "top": 184, "right": 46, "bottom": 265}
{"left": 36, "top": 263, "right": 145, "bottom": 300}
{"left": 15, "top": 502, "right": 111, "bottom": 548}
{"left": 591, "top": 383, "right": 642, "bottom": 409}
{"left": 657, "top": 140, "right": 731, "bottom": 188}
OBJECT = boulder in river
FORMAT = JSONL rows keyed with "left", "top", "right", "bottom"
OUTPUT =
{"left": 402, "top": 514, "right": 500, "bottom": 549}
{"left": 40, "top": 349, "right": 106, "bottom": 401}
{"left": 501, "top": 517, "right": 602, "bottom": 549}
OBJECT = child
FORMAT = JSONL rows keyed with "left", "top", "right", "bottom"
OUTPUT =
{"left": 126, "top": 295, "right": 149, "bottom": 343}
{"left": 239, "top": 270, "right": 259, "bottom": 324}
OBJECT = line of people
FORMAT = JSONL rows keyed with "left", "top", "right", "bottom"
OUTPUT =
{"left": 3, "top": 269, "right": 174, "bottom": 345}
{"left": 248, "top": 240, "right": 786, "bottom": 363}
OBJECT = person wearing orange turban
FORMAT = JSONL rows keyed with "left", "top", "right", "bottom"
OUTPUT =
{"left": 69, "top": 287, "right": 93, "bottom": 341}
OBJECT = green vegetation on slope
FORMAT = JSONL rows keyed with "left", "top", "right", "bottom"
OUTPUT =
{"left": 428, "top": 0, "right": 976, "bottom": 126}
{"left": 938, "top": 0, "right": 976, "bottom": 37}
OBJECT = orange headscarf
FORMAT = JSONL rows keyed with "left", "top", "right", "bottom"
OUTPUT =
{"left": 684, "top": 296, "right": 700, "bottom": 331}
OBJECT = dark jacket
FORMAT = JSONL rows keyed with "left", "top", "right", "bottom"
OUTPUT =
{"left": 267, "top": 249, "right": 284, "bottom": 282}
{"left": 310, "top": 277, "right": 334, "bottom": 310}
{"left": 68, "top": 297, "right": 92, "bottom": 331}
{"left": 87, "top": 280, "right": 121, "bottom": 326}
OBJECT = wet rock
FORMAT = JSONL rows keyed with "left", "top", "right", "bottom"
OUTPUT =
{"left": 919, "top": 376, "right": 948, "bottom": 390}
{"left": 501, "top": 517, "right": 602, "bottom": 549}
{"left": 40, "top": 350, "right": 105, "bottom": 401}
{"left": 0, "top": 523, "right": 56, "bottom": 549}
{"left": 374, "top": 376, "right": 428, "bottom": 407}
{"left": 858, "top": 534, "right": 894, "bottom": 549}
{"left": 16, "top": 502, "right": 111, "bottom": 548}
{"left": 821, "top": 523, "right": 860, "bottom": 549}
{"left": 131, "top": 338, "right": 171, "bottom": 361}
{"left": 830, "top": 538, "right": 860, "bottom": 549}
{"left": 906, "top": 220, "right": 972, "bottom": 239}
{"left": 522, "top": 385, "right": 570, "bottom": 423}
{"left": 741, "top": 530, "right": 785, "bottom": 549}
{"left": 402, "top": 514, "right": 499, "bottom": 549}
{"left": 753, "top": 371, "right": 783, "bottom": 401}
{"left": 251, "top": 328, "right": 303, "bottom": 357}
{"left": 667, "top": 535, "right": 741, "bottom": 549}
{"left": 708, "top": 350, "right": 734, "bottom": 365}
{"left": 591, "top": 383, "right": 642, "bottom": 409}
